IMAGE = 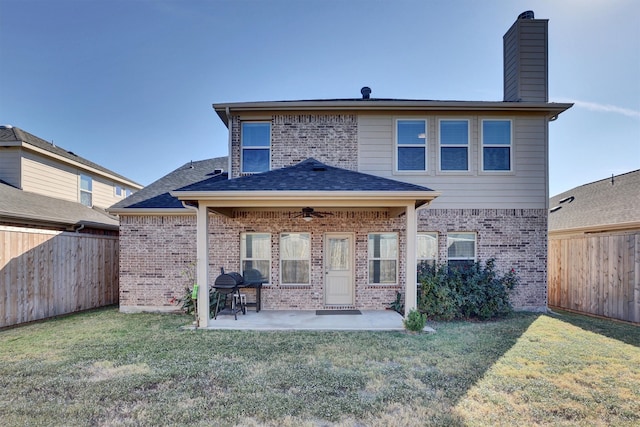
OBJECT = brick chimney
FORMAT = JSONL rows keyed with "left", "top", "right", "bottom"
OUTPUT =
{"left": 503, "top": 11, "right": 548, "bottom": 102}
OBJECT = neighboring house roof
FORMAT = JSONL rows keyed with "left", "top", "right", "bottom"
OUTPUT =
{"left": 176, "top": 158, "right": 435, "bottom": 193}
{"left": 0, "top": 181, "right": 119, "bottom": 230}
{"left": 549, "top": 169, "right": 640, "bottom": 233}
{"left": 0, "top": 126, "right": 142, "bottom": 188}
{"left": 109, "top": 157, "right": 228, "bottom": 212}
{"left": 212, "top": 97, "right": 573, "bottom": 126}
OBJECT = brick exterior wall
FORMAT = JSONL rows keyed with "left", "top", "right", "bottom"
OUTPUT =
{"left": 119, "top": 215, "right": 197, "bottom": 311}
{"left": 418, "top": 208, "right": 548, "bottom": 310}
{"left": 119, "top": 208, "right": 547, "bottom": 313}
{"left": 231, "top": 114, "right": 358, "bottom": 177}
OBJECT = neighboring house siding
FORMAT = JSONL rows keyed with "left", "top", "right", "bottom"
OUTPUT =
{"left": 119, "top": 215, "right": 197, "bottom": 311}
{"left": 19, "top": 150, "right": 128, "bottom": 209}
{"left": 359, "top": 114, "right": 548, "bottom": 209}
{"left": 0, "top": 147, "right": 22, "bottom": 188}
{"left": 231, "top": 113, "right": 358, "bottom": 177}
{"left": 419, "top": 208, "right": 548, "bottom": 310}
{"left": 21, "top": 150, "right": 78, "bottom": 202}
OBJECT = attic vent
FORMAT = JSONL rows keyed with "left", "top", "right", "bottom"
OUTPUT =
{"left": 360, "top": 86, "right": 371, "bottom": 99}
{"left": 559, "top": 196, "right": 574, "bottom": 204}
{"left": 518, "top": 10, "right": 534, "bottom": 19}
{"left": 312, "top": 166, "right": 327, "bottom": 172}
{"left": 214, "top": 168, "right": 224, "bottom": 174}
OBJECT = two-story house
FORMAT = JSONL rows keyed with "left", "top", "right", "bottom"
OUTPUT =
{"left": 0, "top": 126, "right": 142, "bottom": 214}
{"left": 110, "top": 12, "right": 572, "bottom": 327}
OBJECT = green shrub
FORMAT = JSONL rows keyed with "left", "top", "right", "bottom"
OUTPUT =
{"left": 403, "top": 309, "right": 427, "bottom": 332}
{"left": 173, "top": 286, "right": 224, "bottom": 318}
{"left": 417, "top": 259, "right": 518, "bottom": 321}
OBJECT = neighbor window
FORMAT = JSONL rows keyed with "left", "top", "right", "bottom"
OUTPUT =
{"left": 439, "top": 119, "right": 469, "bottom": 171}
{"left": 482, "top": 119, "right": 512, "bottom": 171}
{"left": 80, "top": 174, "right": 92, "bottom": 207}
{"left": 115, "top": 185, "right": 123, "bottom": 197}
{"left": 368, "top": 233, "right": 398, "bottom": 284}
{"left": 447, "top": 232, "right": 476, "bottom": 269}
{"left": 241, "top": 233, "right": 271, "bottom": 284}
{"left": 280, "top": 233, "right": 310, "bottom": 285}
{"left": 396, "top": 119, "right": 427, "bottom": 171}
{"left": 241, "top": 122, "right": 270, "bottom": 173}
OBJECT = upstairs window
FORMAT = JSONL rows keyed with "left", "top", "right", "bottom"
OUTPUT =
{"left": 368, "top": 233, "right": 398, "bottom": 284}
{"left": 241, "top": 122, "right": 270, "bottom": 173}
{"left": 115, "top": 185, "right": 123, "bottom": 197}
{"left": 280, "top": 233, "right": 310, "bottom": 285}
{"left": 241, "top": 233, "right": 271, "bottom": 285}
{"left": 396, "top": 119, "right": 427, "bottom": 171}
{"left": 482, "top": 120, "right": 512, "bottom": 171}
{"left": 80, "top": 174, "right": 92, "bottom": 207}
{"left": 439, "top": 119, "right": 469, "bottom": 171}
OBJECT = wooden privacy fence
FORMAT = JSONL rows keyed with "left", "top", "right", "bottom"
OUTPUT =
{"left": 548, "top": 231, "right": 640, "bottom": 323}
{"left": 1, "top": 225, "right": 119, "bottom": 328}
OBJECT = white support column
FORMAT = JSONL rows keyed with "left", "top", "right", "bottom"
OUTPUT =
{"left": 196, "top": 204, "right": 210, "bottom": 328}
{"left": 405, "top": 203, "right": 417, "bottom": 316}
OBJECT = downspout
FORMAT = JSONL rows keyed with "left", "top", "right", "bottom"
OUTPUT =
{"left": 226, "top": 106, "right": 232, "bottom": 179}
{"left": 74, "top": 223, "right": 85, "bottom": 233}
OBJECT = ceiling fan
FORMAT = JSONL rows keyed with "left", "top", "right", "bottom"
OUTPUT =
{"left": 293, "top": 207, "right": 334, "bottom": 222}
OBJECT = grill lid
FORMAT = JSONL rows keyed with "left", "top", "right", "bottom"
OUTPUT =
{"left": 214, "top": 272, "right": 244, "bottom": 287}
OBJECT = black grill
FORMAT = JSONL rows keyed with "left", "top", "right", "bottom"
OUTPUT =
{"left": 214, "top": 272, "right": 244, "bottom": 288}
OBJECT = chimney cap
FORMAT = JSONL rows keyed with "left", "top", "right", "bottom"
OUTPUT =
{"left": 518, "top": 10, "right": 535, "bottom": 20}
{"left": 360, "top": 87, "right": 372, "bottom": 99}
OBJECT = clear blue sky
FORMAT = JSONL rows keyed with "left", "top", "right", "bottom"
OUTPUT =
{"left": 1, "top": 0, "right": 638, "bottom": 196}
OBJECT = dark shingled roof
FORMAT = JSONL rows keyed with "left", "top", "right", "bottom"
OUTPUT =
{"left": 110, "top": 157, "right": 228, "bottom": 210}
{"left": 0, "top": 126, "right": 141, "bottom": 187}
{"left": 175, "top": 158, "right": 435, "bottom": 193}
{"left": 0, "top": 181, "right": 119, "bottom": 230}
{"left": 549, "top": 169, "right": 640, "bottom": 232}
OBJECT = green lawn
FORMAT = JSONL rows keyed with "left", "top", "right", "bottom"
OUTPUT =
{"left": 0, "top": 307, "right": 638, "bottom": 426}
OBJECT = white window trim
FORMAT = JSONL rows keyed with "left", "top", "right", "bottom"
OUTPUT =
{"left": 394, "top": 118, "right": 428, "bottom": 174}
{"left": 446, "top": 232, "right": 477, "bottom": 264}
{"left": 79, "top": 174, "right": 92, "bottom": 207}
{"left": 240, "top": 122, "right": 271, "bottom": 174}
{"left": 437, "top": 118, "right": 471, "bottom": 174}
{"left": 368, "top": 232, "right": 399, "bottom": 285}
{"left": 480, "top": 118, "right": 514, "bottom": 174}
{"left": 279, "top": 232, "right": 311, "bottom": 286}
{"left": 240, "top": 232, "right": 271, "bottom": 286}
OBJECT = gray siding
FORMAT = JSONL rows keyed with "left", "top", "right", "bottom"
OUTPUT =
{"left": 503, "top": 18, "right": 548, "bottom": 102}
{"left": 358, "top": 114, "right": 548, "bottom": 209}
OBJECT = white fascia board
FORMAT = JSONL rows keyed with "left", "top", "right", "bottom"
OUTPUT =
{"left": 107, "top": 208, "right": 195, "bottom": 216}
{"left": 169, "top": 190, "right": 441, "bottom": 207}
{"left": 213, "top": 101, "right": 573, "bottom": 125}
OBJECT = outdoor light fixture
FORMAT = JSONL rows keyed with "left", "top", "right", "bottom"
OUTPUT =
{"left": 294, "top": 207, "right": 333, "bottom": 221}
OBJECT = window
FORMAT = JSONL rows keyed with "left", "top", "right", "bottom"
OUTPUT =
{"left": 368, "top": 233, "right": 398, "bottom": 284}
{"left": 482, "top": 120, "right": 512, "bottom": 171}
{"left": 447, "top": 232, "right": 476, "bottom": 269}
{"left": 115, "top": 185, "right": 123, "bottom": 197}
{"left": 80, "top": 174, "right": 92, "bottom": 207}
{"left": 396, "top": 119, "right": 426, "bottom": 171}
{"left": 280, "top": 233, "right": 310, "bottom": 285}
{"left": 417, "top": 232, "right": 438, "bottom": 267}
{"left": 439, "top": 119, "right": 469, "bottom": 171}
{"left": 241, "top": 122, "right": 270, "bottom": 173}
{"left": 125, "top": 189, "right": 133, "bottom": 197}
{"left": 241, "top": 233, "right": 271, "bottom": 284}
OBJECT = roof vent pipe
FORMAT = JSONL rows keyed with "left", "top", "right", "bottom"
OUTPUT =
{"left": 361, "top": 87, "right": 371, "bottom": 99}
{"left": 518, "top": 10, "right": 534, "bottom": 19}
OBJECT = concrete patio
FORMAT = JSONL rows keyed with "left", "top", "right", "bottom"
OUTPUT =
{"left": 200, "top": 309, "right": 407, "bottom": 331}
